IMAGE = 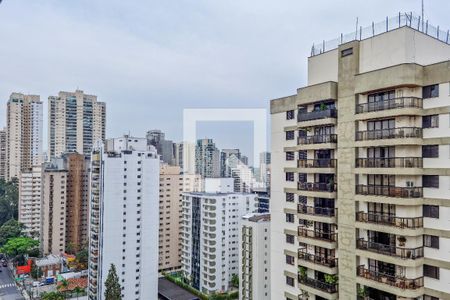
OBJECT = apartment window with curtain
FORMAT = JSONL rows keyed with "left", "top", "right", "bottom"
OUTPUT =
{"left": 423, "top": 84, "right": 439, "bottom": 99}
{"left": 423, "top": 205, "right": 439, "bottom": 218}
{"left": 286, "top": 110, "right": 295, "bottom": 120}
{"left": 424, "top": 235, "right": 439, "bottom": 249}
{"left": 423, "top": 175, "right": 439, "bottom": 188}
{"left": 422, "top": 115, "right": 439, "bottom": 128}
{"left": 424, "top": 265, "right": 440, "bottom": 279}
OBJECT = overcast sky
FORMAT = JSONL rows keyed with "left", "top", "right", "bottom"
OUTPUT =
{"left": 0, "top": 0, "right": 449, "bottom": 163}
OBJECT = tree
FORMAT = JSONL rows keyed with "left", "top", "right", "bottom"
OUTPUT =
{"left": 104, "top": 264, "right": 122, "bottom": 300}
{"left": 73, "top": 286, "right": 84, "bottom": 299}
{"left": 41, "top": 291, "right": 65, "bottom": 300}
{"left": 0, "top": 179, "right": 19, "bottom": 226}
{"left": 75, "top": 248, "right": 88, "bottom": 270}
{"left": 0, "top": 237, "right": 39, "bottom": 262}
{"left": 30, "top": 260, "right": 43, "bottom": 279}
{"left": 0, "top": 219, "right": 24, "bottom": 246}
{"left": 231, "top": 274, "right": 239, "bottom": 288}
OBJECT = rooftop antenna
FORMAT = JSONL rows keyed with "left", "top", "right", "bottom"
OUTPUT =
{"left": 355, "top": 17, "right": 359, "bottom": 40}
{"left": 421, "top": 0, "right": 424, "bottom": 31}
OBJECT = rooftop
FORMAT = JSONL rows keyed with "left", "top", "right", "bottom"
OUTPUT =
{"left": 311, "top": 12, "right": 450, "bottom": 56}
{"left": 35, "top": 255, "right": 61, "bottom": 267}
{"left": 243, "top": 212, "right": 271, "bottom": 222}
{"left": 158, "top": 278, "right": 199, "bottom": 300}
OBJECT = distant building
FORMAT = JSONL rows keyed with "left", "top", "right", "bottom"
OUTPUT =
{"left": 88, "top": 136, "right": 159, "bottom": 300}
{"left": 239, "top": 213, "right": 270, "bottom": 300}
{"left": 48, "top": 90, "right": 106, "bottom": 158}
{"left": 18, "top": 166, "right": 42, "bottom": 237}
{"left": 0, "top": 128, "right": 6, "bottom": 180}
{"left": 252, "top": 187, "right": 270, "bottom": 213}
{"left": 240, "top": 155, "right": 249, "bottom": 166}
{"left": 7, "top": 93, "right": 43, "bottom": 180}
{"left": 147, "top": 129, "right": 175, "bottom": 165}
{"left": 174, "top": 142, "right": 196, "bottom": 174}
{"left": 181, "top": 178, "right": 257, "bottom": 294}
{"left": 220, "top": 149, "right": 241, "bottom": 177}
{"left": 259, "top": 152, "right": 271, "bottom": 188}
{"left": 195, "top": 139, "right": 220, "bottom": 178}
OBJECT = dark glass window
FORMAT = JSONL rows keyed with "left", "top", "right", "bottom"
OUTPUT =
{"left": 286, "top": 110, "right": 295, "bottom": 120}
{"left": 424, "top": 295, "right": 439, "bottom": 300}
{"left": 422, "top": 145, "right": 439, "bottom": 158}
{"left": 423, "top": 205, "right": 439, "bottom": 218}
{"left": 285, "top": 255, "right": 295, "bottom": 265}
{"left": 286, "top": 130, "right": 295, "bottom": 140}
{"left": 285, "top": 172, "right": 294, "bottom": 182}
{"left": 423, "top": 84, "right": 439, "bottom": 99}
{"left": 423, "top": 115, "right": 439, "bottom": 128}
{"left": 286, "top": 276, "right": 294, "bottom": 287}
{"left": 286, "top": 234, "right": 295, "bottom": 244}
{"left": 285, "top": 193, "right": 294, "bottom": 202}
{"left": 424, "top": 235, "right": 439, "bottom": 249}
{"left": 424, "top": 265, "right": 439, "bottom": 279}
{"left": 368, "top": 90, "right": 395, "bottom": 103}
{"left": 286, "top": 151, "right": 295, "bottom": 161}
{"left": 423, "top": 175, "right": 439, "bottom": 188}
{"left": 285, "top": 213, "right": 294, "bottom": 223}
{"left": 341, "top": 48, "right": 353, "bottom": 57}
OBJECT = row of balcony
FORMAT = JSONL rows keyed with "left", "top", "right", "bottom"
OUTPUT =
{"left": 355, "top": 212, "right": 423, "bottom": 229}
{"left": 355, "top": 185, "right": 422, "bottom": 198}
{"left": 297, "top": 249, "right": 337, "bottom": 268}
{"left": 297, "top": 157, "right": 423, "bottom": 169}
{"left": 298, "top": 275, "right": 338, "bottom": 294}
{"left": 356, "top": 239, "right": 423, "bottom": 259}
{"left": 298, "top": 182, "right": 336, "bottom": 193}
{"left": 297, "top": 204, "right": 336, "bottom": 217}
{"left": 357, "top": 265, "right": 423, "bottom": 290}
{"left": 297, "top": 227, "right": 337, "bottom": 242}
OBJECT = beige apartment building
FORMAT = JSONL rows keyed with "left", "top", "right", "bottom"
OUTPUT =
{"left": 271, "top": 16, "right": 450, "bottom": 300}
{"left": 18, "top": 166, "right": 42, "bottom": 237}
{"left": 48, "top": 89, "right": 106, "bottom": 158}
{"left": 7, "top": 93, "right": 43, "bottom": 180}
{"left": 0, "top": 128, "right": 7, "bottom": 180}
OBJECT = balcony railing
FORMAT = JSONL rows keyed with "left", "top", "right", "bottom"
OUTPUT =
{"left": 355, "top": 127, "right": 422, "bottom": 141}
{"left": 298, "top": 204, "right": 336, "bottom": 217}
{"left": 355, "top": 157, "right": 423, "bottom": 168}
{"left": 355, "top": 185, "right": 422, "bottom": 198}
{"left": 356, "top": 239, "right": 424, "bottom": 259}
{"left": 298, "top": 159, "right": 337, "bottom": 168}
{"left": 356, "top": 97, "right": 422, "bottom": 114}
{"left": 298, "top": 227, "right": 337, "bottom": 242}
{"left": 298, "top": 182, "right": 336, "bottom": 193}
{"left": 298, "top": 276, "right": 338, "bottom": 294}
{"left": 298, "top": 134, "right": 337, "bottom": 145}
{"left": 298, "top": 108, "right": 337, "bottom": 122}
{"left": 357, "top": 265, "right": 424, "bottom": 289}
{"left": 298, "top": 249, "right": 337, "bottom": 268}
{"left": 355, "top": 212, "right": 423, "bottom": 229}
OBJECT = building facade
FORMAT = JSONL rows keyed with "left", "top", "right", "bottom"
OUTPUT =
{"left": 195, "top": 139, "right": 220, "bottom": 178}
{"left": 270, "top": 18, "right": 450, "bottom": 300}
{"left": 88, "top": 136, "right": 159, "bottom": 300}
{"left": 239, "top": 213, "right": 271, "bottom": 300}
{"left": 18, "top": 166, "right": 42, "bottom": 237}
{"left": 0, "top": 128, "right": 7, "bottom": 180}
{"left": 147, "top": 129, "right": 175, "bottom": 165}
{"left": 7, "top": 93, "right": 43, "bottom": 180}
{"left": 259, "top": 152, "right": 271, "bottom": 189}
{"left": 220, "top": 149, "right": 241, "bottom": 177}
{"left": 181, "top": 178, "right": 257, "bottom": 294}
{"left": 48, "top": 90, "right": 106, "bottom": 158}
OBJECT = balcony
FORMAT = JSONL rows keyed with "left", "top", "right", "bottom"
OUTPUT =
{"left": 298, "top": 134, "right": 337, "bottom": 145}
{"left": 355, "top": 157, "right": 423, "bottom": 168}
{"left": 298, "top": 249, "right": 337, "bottom": 268}
{"left": 356, "top": 239, "right": 423, "bottom": 259}
{"left": 357, "top": 266, "right": 423, "bottom": 290}
{"left": 298, "top": 227, "right": 337, "bottom": 242}
{"left": 355, "top": 128, "right": 422, "bottom": 141}
{"left": 298, "top": 182, "right": 336, "bottom": 193}
{"left": 298, "top": 108, "right": 337, "bottom": 122}
{"left": 298, "top": 204, "right": 336, "bottom": 217}
{"left": 298, "top": 275, "right": 338, "bottom": 294}
{"left": 356, "top": 97, "right": 422, "bottom": 114}
{"left": 298, "top": 159, "right": 337, "bottom": 168}
{"left": 355, "top": 185, "right": 422, "bottom": 198}
{"left": 355, "top": 212, "right": 423, "bottom": 229}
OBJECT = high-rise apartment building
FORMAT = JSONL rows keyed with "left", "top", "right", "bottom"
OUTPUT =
{"left": 88, "top": 136, "right": 159, "bottom": 300}
{"left": 271, "top": 16, "right": 450, "bottom": 300}
{"left": 18, "top": 166, "right": 42, "bottom": 237}
{"left": 0, "top": 128, "right": 7, "bottom": 180}
{"left": 41, "top": 162, "right": 67, "bottom": 255}
{"left": 239, "top": 213, "right": 271, "bottom": 300}
{"left": 174, "top": 142, "right": 196, "bottom": 174}
{"left": 7, "top": 93, "right": 43, "bottom": 180}
{"left": 259, "top": 152, "right": 271, "bottom": 188}
{"left": 221, "top": 149, "right": 241, "bottom": 177}
{"left": 195, "top": 139, "right": 220, "bottom": 178}
{"left": 147, "top": 129, "right": 175, "bottom": 165}
{"left": 181, "top": 178, "right": 257, "bottom": 294}
{"left": 48, "top": 90, "right": 106, "bottom": 158}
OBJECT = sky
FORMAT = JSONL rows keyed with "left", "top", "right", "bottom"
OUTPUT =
{"left": 0, "top": 0, "right": 449, "bottom": 164}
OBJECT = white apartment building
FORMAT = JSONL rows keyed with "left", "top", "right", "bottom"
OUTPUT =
{"left": 239, "top": 213, "right": 271, "bottom": 300}
{"left": 18, "top": 166, "right": 42, "bottom": 237}
{"left": 7, "top": 93, "right": 43, "bottom": 180}
{"left": 88, "top": 136, "right": 159, "bottom": 300}
{"left": 270, "top": 14, "right": 450, "bottom": 300}
{"left": 0, "top": 128, "right": 7, "bottom": 180}
{"left": 48, "top": 89, "right": 106, "bottom": 158}
{"left": 181, "top": 178, "right": 257, "bottom": 295}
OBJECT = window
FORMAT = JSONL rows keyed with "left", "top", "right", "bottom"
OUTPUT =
{"left": 424, "top": 295, "right": 439, "bottom": 300}
{"left": 286, "top": 276, "right": 294, "bottom": 287}
{"left": 423, "top": 205, "right": 439, "bottom": 218}
{"left": 423, "top": 115, "right": 439, "bottom": 128}
{"left": 423, "top": 84, "right": 439, "bottom": 99}
{"left": 286, "top": 131, "right": 295, "bottom": 140}
{"left": 285, "top": 172, "right": 294, "bottom": 182}
{"left": 286, "top": 234, "right": 295, "bottom": 244}
{"left": 286, "top": 193, "right": 294, "bottom": 202}
{"left": 422, "top": 145, "right": 439, "bottom": 158}
{"left": 424, "top": 235, "right": 439, "bottom": 249}
{"left": 423, "top": 175, "right": 439, "bottom": 188}
{"left": 286, "top": 110, "right": 294, "bottom": 120}
{"left": 286, "top": 151, "right": 295, "bottom": 161}
{"left": 285, "top": 213, "right": 294, "bottom": 223}
{"left": 424, "top": 265, "right": 439, "bottom": 279}
{"left": 341, "top": 47, "right": 353, "bottom": 57}
{"left": 285, "top": 255, "right": 295, "bottom": 265}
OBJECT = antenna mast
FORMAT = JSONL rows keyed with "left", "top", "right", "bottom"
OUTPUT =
{"left": 421, "top": 0, "right": 425, "bottom": 31}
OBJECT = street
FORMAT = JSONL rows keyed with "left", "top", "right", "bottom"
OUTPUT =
{"left": 0, "top": 266, "right": 24, "bottom": 300}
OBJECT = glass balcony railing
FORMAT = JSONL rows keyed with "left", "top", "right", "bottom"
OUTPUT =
{"left": 355, "top": 212, "right": 423, "bottom": 228}
{"left": 355, "top": 157, "right": 422, "bottom": 168}
{"left": 298, "top": 108, "right": 337, "bottom": 122}
{"left": 355, "top": 185, "right": 422, "bottom": 198}
{"left": 356, "top": 127, "right": 422, "bottom": 141}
